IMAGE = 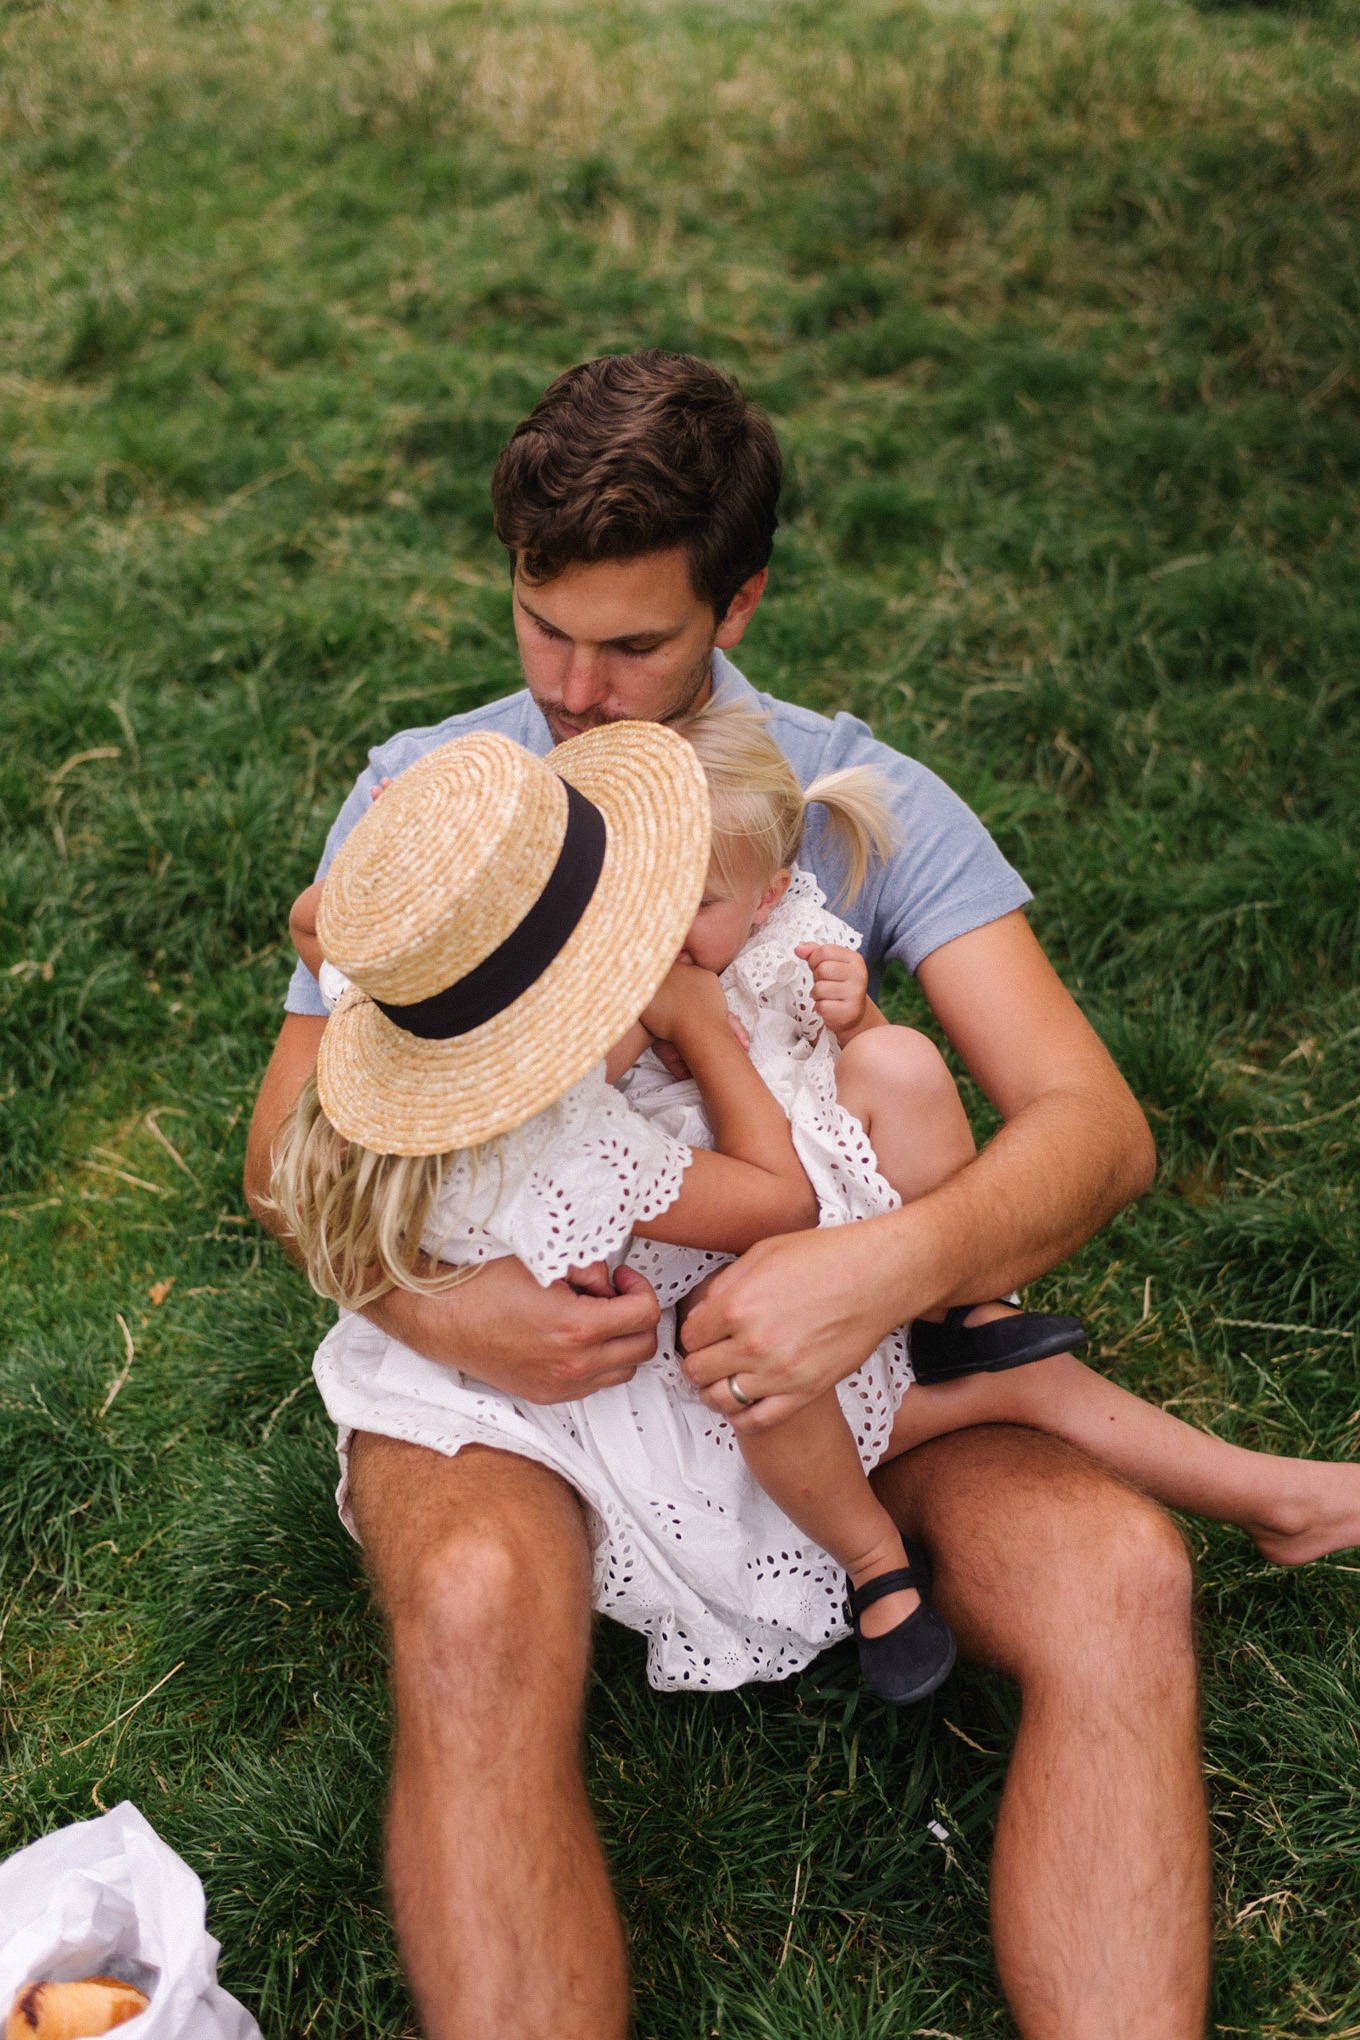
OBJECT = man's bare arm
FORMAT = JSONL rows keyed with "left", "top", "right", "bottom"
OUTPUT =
{"left": 680, "top": 910, "right": 1156, "bottom": 1429}
{"left": 243, "top": 1013, "right": 661, "bottom": 1401}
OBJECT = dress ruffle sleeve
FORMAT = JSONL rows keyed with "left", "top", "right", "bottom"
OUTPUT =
{"left": 420, "top": 1062, "right": 692, "bottom": 1289}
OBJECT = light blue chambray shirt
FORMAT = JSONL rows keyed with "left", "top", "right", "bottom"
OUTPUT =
{"left": 283, "top": 649, "right": 1032, "bottom": 1017}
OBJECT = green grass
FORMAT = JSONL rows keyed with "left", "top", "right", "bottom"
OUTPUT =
{"left": 2, "top": 0, "right": 1359, "bottom": 2028}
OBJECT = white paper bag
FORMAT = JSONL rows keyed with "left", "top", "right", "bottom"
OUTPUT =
{"left": 0, "top": 1802, "right": 262, "bottom": 2038}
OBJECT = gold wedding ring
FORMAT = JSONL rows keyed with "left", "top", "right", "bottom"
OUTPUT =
{"left": 728, "top": 1374, "right": 755, "bottom": 1408}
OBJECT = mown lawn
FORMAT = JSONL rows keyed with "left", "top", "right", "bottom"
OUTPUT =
{"left": 2, "top": 0, "right": 1358, "bottom": 2030}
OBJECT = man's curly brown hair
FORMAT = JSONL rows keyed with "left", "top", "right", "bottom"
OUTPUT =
{"left": 491, "top": 351, "right": 782, "bottom": 623}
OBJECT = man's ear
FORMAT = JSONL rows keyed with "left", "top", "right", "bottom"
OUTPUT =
{"left": 750, "top": 868, "right": 792, "bottom": 927}
{"left": 714, "top": 568, "right": 768, "bottom": 650}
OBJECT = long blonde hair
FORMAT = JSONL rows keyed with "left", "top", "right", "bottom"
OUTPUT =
{"left": 266, "top": 1073, "right": 477, "bottom": 1311}
{"left": 676, "top": 702, "right": 900, "bottom": 903}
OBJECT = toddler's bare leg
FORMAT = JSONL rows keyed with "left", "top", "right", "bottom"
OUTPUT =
{"left": 835, "top": 1025, "right": 975, "bottom": 1206}
{"left": 883, "top": 1348, "right": 1360, "bottom": 1562}
{"left": 835, "top": 1027, "right": 1016, "bottom": 1329}
{"left": 737, "top": 1390, "right": 920, "bottom": 1633}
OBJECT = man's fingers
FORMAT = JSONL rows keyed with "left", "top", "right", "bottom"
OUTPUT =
{"left": 676, "top": 1288, "right": 729, "bottom": 1358}
{"left": 567, "top": 1260, "right": 615, "bottom": 1298}
{"left": 696, "top": 1380, "right": 808, "bottom": 1432}
{"left": 561, "top": 1263, "right": 659, "bottom": 1340}
{"left": 518, "top": 1355, "right": 645, "bottom": 1404}
{"left": 613, "top": 1264, "right": 658, "bottom": 1302}
{"left": 677, "top": 1328, "right": 745, "bottom": 1387}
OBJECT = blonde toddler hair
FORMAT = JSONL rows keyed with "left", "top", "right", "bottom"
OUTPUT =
{"left": 676, "top": 702, "right": 900, "bottom": 903}
{"left": 267, "top": 1072, "right": 476, "bottom": 1311}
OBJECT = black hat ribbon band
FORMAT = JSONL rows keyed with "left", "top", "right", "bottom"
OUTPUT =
{"left": 373, "top": 780, "right": 607, "bottom": 1041}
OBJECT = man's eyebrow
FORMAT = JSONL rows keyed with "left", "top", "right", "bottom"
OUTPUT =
{"left": 515, "top": 593, "right": 686, "bottom": 646}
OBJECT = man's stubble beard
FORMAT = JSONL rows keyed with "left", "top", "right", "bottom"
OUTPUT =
{"left": 535, "top": 642, "right": 716, "bottom": 743}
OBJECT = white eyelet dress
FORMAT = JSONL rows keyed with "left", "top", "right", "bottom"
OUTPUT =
{"left": 310, "top": 867, "right": 913, "bottom": 1692}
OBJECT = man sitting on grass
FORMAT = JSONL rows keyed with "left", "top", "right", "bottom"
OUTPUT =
{"left": 245, "top": 350, "right": 1208, "bottom": 2039}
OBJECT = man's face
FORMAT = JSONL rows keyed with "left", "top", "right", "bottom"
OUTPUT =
{"left": 512, "top": 546, "right": 766, "bottom": 745}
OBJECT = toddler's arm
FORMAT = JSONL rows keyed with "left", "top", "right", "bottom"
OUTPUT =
{"left": 633, "top": 964, "right": 817, "bottom": 1253}
{"left": 794, "top": 942, "right": 888, "bottom": 1048}
{"left": 605, "top": 1019, "right": 655, "bottom": 1083}
{"left": 290, "top": 879, "right": 326, "bottom": 980}
{"left": 289, "top": 781, "right": 392, "bottom": 983}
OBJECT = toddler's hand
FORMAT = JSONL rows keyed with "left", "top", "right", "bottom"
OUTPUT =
{"left": 290, "top": 878, "right": 326, "bottom": 979}
{"left": 639, "top": 961, "right": 729, "bottom": 1046}
{"left": 370, "top": 776, "right": 393, "bottom": 801}
{"left": 794, "top": 943, "right": 869, "bottom": 1041}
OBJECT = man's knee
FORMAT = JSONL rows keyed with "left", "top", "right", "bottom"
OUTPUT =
{"left": 1036, "top": 1475, "right": 1193, "bottom": 1649}
{"left": 349, "top": 1435, "right": 594, "bottom": 1701}
{"left": 395, "top": 1518, "right": 591, "bottom": 1693}
{"left": 879, "top": 1426, "right": 1195, "bottom": 1681}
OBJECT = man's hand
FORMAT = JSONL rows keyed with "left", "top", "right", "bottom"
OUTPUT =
{"left": 793, "top": 942, "right": 877, "bottom": 1045}
{"left": 679, "top": 1221, "right": 900, "bottom": 1431}
{"left": 370, "top": 1254, "right": 661, "bottom": 1403}
{"left": 245, "top": 1015, "right": 661, "bottom": 1402}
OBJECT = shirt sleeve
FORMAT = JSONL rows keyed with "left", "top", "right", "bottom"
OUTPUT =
{"left": 799, "top": 710, "right": 1033, "bottom": 977}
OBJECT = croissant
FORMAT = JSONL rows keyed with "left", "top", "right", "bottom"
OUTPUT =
{"left": 5, "top": 1979, "right": 149, "bottom": 2040}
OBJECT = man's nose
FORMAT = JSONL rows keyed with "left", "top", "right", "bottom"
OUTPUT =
{"left": 558, "top": 646, "right": 608, "bottom": 713}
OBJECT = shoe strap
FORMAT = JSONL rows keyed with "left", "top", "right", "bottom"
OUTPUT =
{"left": 846, "top": 1564, "right": 924, "bottom": 1617}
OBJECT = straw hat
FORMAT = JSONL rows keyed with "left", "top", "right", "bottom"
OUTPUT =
{"left": 314, "top": 721, "right": 711, "bottom": 1154}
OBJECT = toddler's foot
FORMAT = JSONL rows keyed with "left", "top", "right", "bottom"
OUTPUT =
{"left": 910, "top": 1299, "right": 1086, "bottom": 1386}
{"left": 848, "top": 1557, "right": 920, "bottom": 1634}
{"left": 846, "top": 1549, "right": 956, "bottom": 1704}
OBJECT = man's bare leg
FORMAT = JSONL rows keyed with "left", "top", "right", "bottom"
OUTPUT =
{"left": 874, "top": 1425, "right": 1210, "bottom": 2040}
{"left": 347, "top": 1432, "right": 629, "bottom": 2040}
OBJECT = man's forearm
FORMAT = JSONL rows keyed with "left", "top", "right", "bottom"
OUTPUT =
{"left": 678, "top": 1063, "right": 1154, "bottom": 1426}
{"left": 879, "top": 1076, "right": 1154, "bottom": 1328}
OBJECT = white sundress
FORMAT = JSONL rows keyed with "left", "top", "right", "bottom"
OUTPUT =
{"left": 311, "top": 867, "right": 913, "bottom": 1692}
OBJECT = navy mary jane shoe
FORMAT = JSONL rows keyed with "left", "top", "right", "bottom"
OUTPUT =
{"left": 909, "top": 1303, "right": 1086, "bottom": 1387}
{"left": 846, "top": 1545, "right": 956, "bottom": 1705}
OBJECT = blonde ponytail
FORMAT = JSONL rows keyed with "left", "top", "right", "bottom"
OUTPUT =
{"left": 799, "top": 766, "right": 900, "bottom": 905}
{"left": 676, "top": 702, "right": 900, "bottom": 905}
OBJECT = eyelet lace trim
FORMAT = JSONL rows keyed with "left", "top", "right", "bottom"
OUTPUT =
{"left": 418, "top": 1064, "right": 692, "bottom": 1288}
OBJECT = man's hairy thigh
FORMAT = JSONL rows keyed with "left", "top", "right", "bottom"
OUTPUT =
{"left": 872, "top": 1424, "right": 1194, "bottom": 1681}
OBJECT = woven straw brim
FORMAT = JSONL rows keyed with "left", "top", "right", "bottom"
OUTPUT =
{"left": 315, "top": 721, "right": 711, "bottom": 1154}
